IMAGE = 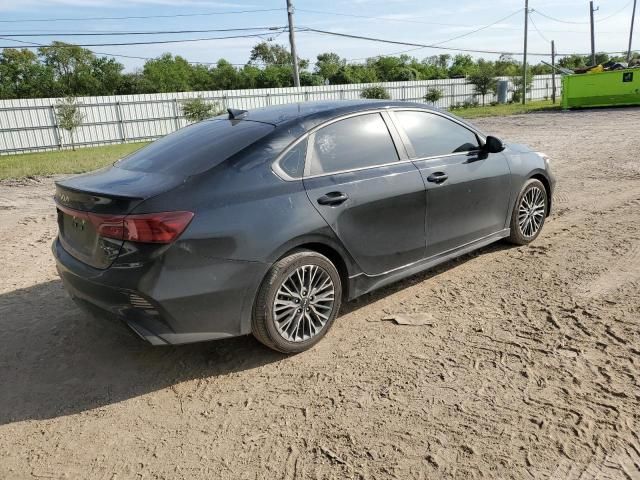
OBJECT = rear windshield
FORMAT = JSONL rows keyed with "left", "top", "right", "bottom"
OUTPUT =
{"left": 115, "top": 119, "right": 274, "bottom": 175}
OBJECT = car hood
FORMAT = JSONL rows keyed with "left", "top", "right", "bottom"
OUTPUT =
{"left": 504, "top": 143, "right": 534, "bottom": 154}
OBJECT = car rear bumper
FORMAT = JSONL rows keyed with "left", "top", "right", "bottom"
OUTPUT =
{"left": 52, "top": 237, "right": 267, "bottom": 345}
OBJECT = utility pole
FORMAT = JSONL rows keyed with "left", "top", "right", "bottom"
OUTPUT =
{"left": 590, "top": 1, "right": 598, "bottom": 65}
{"left": 628, "top": 0, "right": 637, "bottom": 63}
{"left": 286, "top": 0, "right": 301, "bottom": 88}
{"left": 522, "top": 0, "right": 529, "bottom": 105}
{"left": 551, "top": 40, "right": 557, "bottom": 104}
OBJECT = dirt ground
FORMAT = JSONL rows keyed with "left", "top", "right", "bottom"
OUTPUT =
{"left": 1, "top": 108, "right": 639, "bottom": 480}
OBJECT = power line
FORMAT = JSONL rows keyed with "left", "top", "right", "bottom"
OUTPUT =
{"left": 296, "top": 6, "right": 618, "bottom": 34}
{"left": 300, "top": 27, "right": 630, "bottom": 57}
{"left": 0, "top": 8, "right": 284, "bottom": 23}
{"left": 596, "top": 0, "right": 633, "bottom": 22}
{"left": 531, "top": 9, "right": 589, "bottom": 25}
{"left": 532, "top": 1, "right": 633, "bottom": 25}
{"left": 429, "top": 9, "right": 523, "bottom": 46}
{"left": 0, "top": 30, "right": 286, "bottom": 48}
{"left": 301, "top": 28, "right": 530, "bottom": 55}
{"left": 344, "top": 9, "right": 524, "bottom": 61}
{"left": 0, "top": 27, "right": 284, "bottom": 37}
{"left": 529, "top": 14, "right": 551, "bottom": 43}
{"left": 0, "top": 36, "right": 292, "bottom": 67}
{"left": 297, "top": 8, "right": 496, "bottom": 28}
{"left": 346, "top": 47, "right": 430, "bottom": 63}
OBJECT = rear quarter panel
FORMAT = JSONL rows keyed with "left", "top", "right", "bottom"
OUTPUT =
{"left": 133, "top": 135, "right": 356, "bottom": 334}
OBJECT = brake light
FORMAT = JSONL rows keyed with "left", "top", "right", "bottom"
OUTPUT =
{"left": 97, "top": 211, "right": 194, "bottom": 244}
{"left": 56, "top": 204, "right": 194, "bottom": 244}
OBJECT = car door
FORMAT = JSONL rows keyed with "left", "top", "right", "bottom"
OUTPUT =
{"left": 302, "top": 112, "right": 426, "bottom": 276}
{"left": 390, "top": 109, "right": 512, "bottom": 257}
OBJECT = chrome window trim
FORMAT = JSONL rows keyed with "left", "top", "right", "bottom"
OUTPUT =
{"left": 271, "top": 135, "right": 309, "bottom": 181}
{"left": 389, "top": 108, "right": 486, "bottom": 161}
{"left": 304, "top": 111, "right": 401, "bottom": 178}
{"left": 270, "top": 106, "right": 488, "bottom": 182}
{"left": 389, "top": 107, "right": 488, "bottom": 144}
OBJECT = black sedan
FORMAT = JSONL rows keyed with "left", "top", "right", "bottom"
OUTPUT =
{"left": 53, "top": 100, "right": 555, "bottom": 353}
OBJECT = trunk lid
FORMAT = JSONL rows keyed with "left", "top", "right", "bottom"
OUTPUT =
{"left": 55, "top": 167, "right": 184, "bottom": 269}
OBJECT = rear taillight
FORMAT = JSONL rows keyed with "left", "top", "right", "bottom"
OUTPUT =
{"left": 57, "top": 205, "right": 194, "bottom": 244}
{"left": 96, "top": 211, "right": 194, "bottom": 244}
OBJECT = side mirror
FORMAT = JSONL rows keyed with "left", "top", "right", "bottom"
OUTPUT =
{"left": 483, "top": 136, "right": 505, "bottom": 153}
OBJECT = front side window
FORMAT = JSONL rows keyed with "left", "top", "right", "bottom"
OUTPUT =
{"left": 394, "top": 111, "right": 480, "bottom": 159}
{"left": 308, "top": 113, "right": 399, "bottom": 176}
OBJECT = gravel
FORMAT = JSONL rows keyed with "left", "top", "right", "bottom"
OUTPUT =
{"left": 1, "top": 107, "right": 639, "bottom": 479}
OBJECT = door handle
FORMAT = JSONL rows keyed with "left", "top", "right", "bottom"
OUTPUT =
{"left": 427, "top": 172, "right": 448, "bottom": 184}
{"left": 317, "top": 192, "right": 349, "bottom": 206}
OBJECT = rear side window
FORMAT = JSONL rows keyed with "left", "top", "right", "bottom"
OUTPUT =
{"left": 278, "top": 138, "right": 308, "bottom": 179}
{"left": 308, "top": 113, "right": 399, "bottom": 176}
{"left": 115, "top": 120, "right": 274, "bottom": 175}
{"left": 394, "top": 111, "right": 479, "bottom": 158}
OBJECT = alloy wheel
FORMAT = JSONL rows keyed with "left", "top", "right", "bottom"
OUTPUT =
{"left": 273, "top": 265, "right": 335, "bottom": 342}
{"left": 518, "top": 186, "right": 546, "bottom": 238}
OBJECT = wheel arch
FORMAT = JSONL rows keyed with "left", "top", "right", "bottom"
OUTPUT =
{"left": 529, "top": 172, "right": 552, "bottom": 216}
{"left": 265, "top": 233, "right": 360, "bottom": 301}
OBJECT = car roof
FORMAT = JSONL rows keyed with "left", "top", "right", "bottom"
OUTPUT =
{"left": 225, "top": 100, "right": 448, "bottom": 132}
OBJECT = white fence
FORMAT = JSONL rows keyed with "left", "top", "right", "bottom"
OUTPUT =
{"left": 0, "top": 75, "right": 560, "bottom": 155}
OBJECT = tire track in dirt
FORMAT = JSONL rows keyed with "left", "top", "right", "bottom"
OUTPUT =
{"left": 1, "top": 109, "right": 639, "bottom": 480}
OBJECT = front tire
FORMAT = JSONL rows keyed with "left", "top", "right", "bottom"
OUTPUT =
{"left": 252, "top": 250, "right": 342, "bottom": 354}
{"left": 507, "top": 179, "right": 548, "bottom": 245}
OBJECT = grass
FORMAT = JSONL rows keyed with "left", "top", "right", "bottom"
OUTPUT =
{"left": 0, "top": 100, "right": 560, "bottom": 180}
{"left": 0, "top": 142, "right": 149, "bottom": 180}
{"left": 451, "top": 99, "right": 560, "bottom": 119}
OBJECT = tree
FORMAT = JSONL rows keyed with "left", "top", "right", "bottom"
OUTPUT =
{"left": 38, "top": 42, "right": 98, "bottom": 96}
{"left": 315, "top": 52, "right": 345, "bottom": 84}
{"left": 468, "top": 66, "right": 497, "bottom": 106}
{"left": 300, "top": 71, "right": 324, "bottom": 86}
{"left": 90, "top": 57, "right": 125, "bottom": 95}
{"left": 494, "top": 54, "right": 520, "bottom": 76}
{"left": 449, "top": 54, "right": 475, "bottom": 78}
{"left": 509, "top": 72, "right": 533, "bottom": 103}
{"left": 55, "top": 97, "right": 83, "bottom": 151}
{"left": 249, "top": 42, "right": 309, "bottom": 69}
{"left": 360, "top": 86, "right": 390, "bottom": 99}
{"left": 332, "top": 64, "right": 378, "bottom": 84}
{"left": 237, "top": 65, "right": 262, "bottom": 89}
{"left": 0, "top": 48, "right": 54, "bottom": 99}
{"left": 424, "top": 87, "right": 443, "bottom": 105}
{"left": 116, "top": 72, "right": 153, "bottom": 95}
{"left": 0, "top": 41, "right": 581, "bottom": 100}
{"left": 558, "top": 54, "right": 588, "bottom": 70}
{"left": 257, "top": 65, "right": 295, "bottom": 88}
{"left": 181, "top": 97, "right": 219, "bottom": 123}
{"left": 142, "top": 53, "right": 192, "bottom": 92}
{"left": 189, "top": 64, "right": 213, "bottom": 91}
{"left": 210, "top": 59, "right": 238, "bottom": 90}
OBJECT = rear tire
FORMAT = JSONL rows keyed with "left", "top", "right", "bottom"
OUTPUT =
{"left": 252, "top": 250, "right": 342, "bottom": 354}
{"left": 507, "top": 179, "right": 548, "bottom": 245}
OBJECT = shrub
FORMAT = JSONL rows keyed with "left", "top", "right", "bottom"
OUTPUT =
{"left": 360, "top": 86, "right": 391, "bottom": 99}
{"left": 509, "top": 75, "right": 533, "bottom": 103}
{"left": 463, "top": 98, "right": 479, "bottom": 108}
{"left": 181, "top": 97, "right": 220, "bottom": 123}
{"left": 55, "top": 97, "right": 84, "bottom": 151}
{"left": 424, "top": 88, "right": 443, "bottom": 105}
{"left": 467, "top": 70, "right": 497, "bottom": 106}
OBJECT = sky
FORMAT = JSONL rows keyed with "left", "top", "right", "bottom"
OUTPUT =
{"left": 0, "top": 0, "right": 637, "bottom": 71}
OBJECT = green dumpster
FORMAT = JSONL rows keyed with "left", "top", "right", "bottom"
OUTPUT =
{"left": 562, "top": 69, "right": 640, "bottom": 109}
